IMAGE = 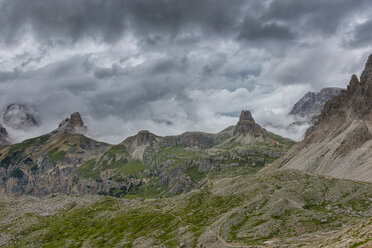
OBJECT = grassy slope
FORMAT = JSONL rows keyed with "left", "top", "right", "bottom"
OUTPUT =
{"left": 0, "top": 169, "right": 371, "bottom": 248}
{"left": 73, "top": 132, "right": 295, "bottom": 198}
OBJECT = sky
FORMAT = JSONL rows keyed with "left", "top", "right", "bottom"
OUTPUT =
{"left": 0, "top": 0, "right": 372, "bottom": 144}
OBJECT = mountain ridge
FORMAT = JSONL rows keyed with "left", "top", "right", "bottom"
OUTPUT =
{"left": 268, "top": 53, "right": 372, "bottom": 183}
{"left": 0, "top": 110, "right": 294, "bottom": 197}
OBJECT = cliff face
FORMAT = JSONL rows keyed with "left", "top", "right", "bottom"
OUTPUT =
{"left": 0, "top": 124, "right": 10, "bottom": 150}
{"left": 270, "top": 54, "right": 372, "bottom": 183}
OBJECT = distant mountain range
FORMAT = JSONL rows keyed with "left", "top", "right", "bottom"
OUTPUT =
{"left": 0, "top": 110, "right": 294, "bottom": 196}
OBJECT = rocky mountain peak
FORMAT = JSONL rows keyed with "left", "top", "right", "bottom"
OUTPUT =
{"left": 57, "top": 112, "right": 87, "bottom": 134}
{"left": 317, "top": 54, "right": 372, "bottom": 125}
{"left": 289, "top": 87, "right": 342, "bottom": 118}
{"left": 136, "top": 130, "right": 155, "bottom": 146}
{"left": 346, "top": 74, "right": 360, "bottom": 94}
{"left": 239, "top": 110, "right": 254, "bottom": 122}
{"left": 233, "top": 110, "right": 263, "bottom": 136}
{"left": 271, "top": 53, "right": 372, "bottom": 183}
{"left": 70, "top": 112, "right": 85, "bottom": 127}
{"left": 2, "top": 103, "right": 38, "bottom": 130}
{"left": 360, "top": 53, "right": 372, "bottom": 85}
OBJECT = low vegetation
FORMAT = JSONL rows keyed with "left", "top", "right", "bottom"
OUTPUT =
{"left": 1, "top": 170, "right": 371, "bottom": 247}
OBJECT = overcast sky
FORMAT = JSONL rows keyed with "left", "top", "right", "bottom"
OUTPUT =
{"left": 0, "top": 0, "right": 371, "bottom": 143}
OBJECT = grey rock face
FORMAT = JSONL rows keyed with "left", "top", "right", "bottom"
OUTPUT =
{"left": 2, "top": 104, "right": 38, "bottom": 130}
{"left": 289, "top": 88, "right": 342, "bottom": 119}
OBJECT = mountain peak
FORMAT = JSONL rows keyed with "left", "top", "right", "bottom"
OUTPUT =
{"left": 70, "top": 112, "right": 85, "bottom": 128}
{"left": 317, "top": 54, "right": 372, "bottom": 124}
{"left": 346, "top": 74, "right": 360, "bottom": 94}
{"left": 271, "top": 53, "right": 372, "bottom": 183}
{"left": 2, "top": 103, "right": 38, "bottom": 130}
{"left": 57, "top": 112, "right": 87, "bottom": 134}
{"left": 360, "top": 53, "right": 372, "bottom": 85}
{"left": 233, "top": 110, "right": 263, "bottom": 136}
{"left": 136, "top": 130, "right": 156, "bottom": 146}
{"left": 289, "top": 87, "right": 342, "bottom": 118}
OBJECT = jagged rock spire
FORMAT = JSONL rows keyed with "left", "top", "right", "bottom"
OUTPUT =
{"left": 233, "top": 110, "right": 263, "bottom": 137}
{"left": 347, "top": 74, "right": 360, "bottom": 94}
{"left": 239, "top": 110, "right": 254, "bottom": 121}
{"left": 311, "top": 53, "right": 372, "bottom": 136}
{"left": 57, "top": 112, "right": 87, "bottom": 134}
{"left": 360, "top": 53, "right": 372, "bottom": 85}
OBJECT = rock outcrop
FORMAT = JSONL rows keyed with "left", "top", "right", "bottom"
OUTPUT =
{"left": 269, "top": 53, "right": 372, "bottom": 183}
{"left": 121, "top": 130, "right": 159, "bottom": 159}
{"left": 0, "top": 124, "right": 10, "bottom": 150}
{"left": 2, "top": 104, "right": 38, "bottom": 130}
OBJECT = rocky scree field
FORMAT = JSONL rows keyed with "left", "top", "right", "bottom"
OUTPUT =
{"left": 0, "top": 170, "right": 371, "bottom": 247}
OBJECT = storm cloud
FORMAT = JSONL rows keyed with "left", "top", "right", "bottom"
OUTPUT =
{"left": 0, "top": 0, "right": 371, "bottom": 143}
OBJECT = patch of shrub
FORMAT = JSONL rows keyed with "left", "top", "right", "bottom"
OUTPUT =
{"left": 10, "top": 168, "right": 24, "bottom": 179}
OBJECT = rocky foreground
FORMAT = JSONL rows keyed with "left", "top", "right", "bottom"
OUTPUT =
{"left": 0, "top": 169, "right": 371, "bottom": 247}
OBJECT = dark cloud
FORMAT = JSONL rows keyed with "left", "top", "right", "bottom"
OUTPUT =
{"left": 0, "top": 0, "right": 128, "bottom": 44}
{"left": 347, "top": 19, "right": 372, "bottom": 48}
{"left": 264, "top": 0, "right": 370, "bottom": 35}
{"left": 238, "top": 17, "right": 296, "bottom": 42}
{"left": 0, "top": 68, "right": 22, "bottom": 82}
{"left": 0, "top": 0, "right": 247, "bottom": 46}
{"left": 1, "top": 0, "right": 369, "bottom": 48}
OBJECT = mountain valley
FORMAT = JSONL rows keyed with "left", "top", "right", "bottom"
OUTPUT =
{"left": 1, "top": 55, "right": 372, "bottom": 248}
